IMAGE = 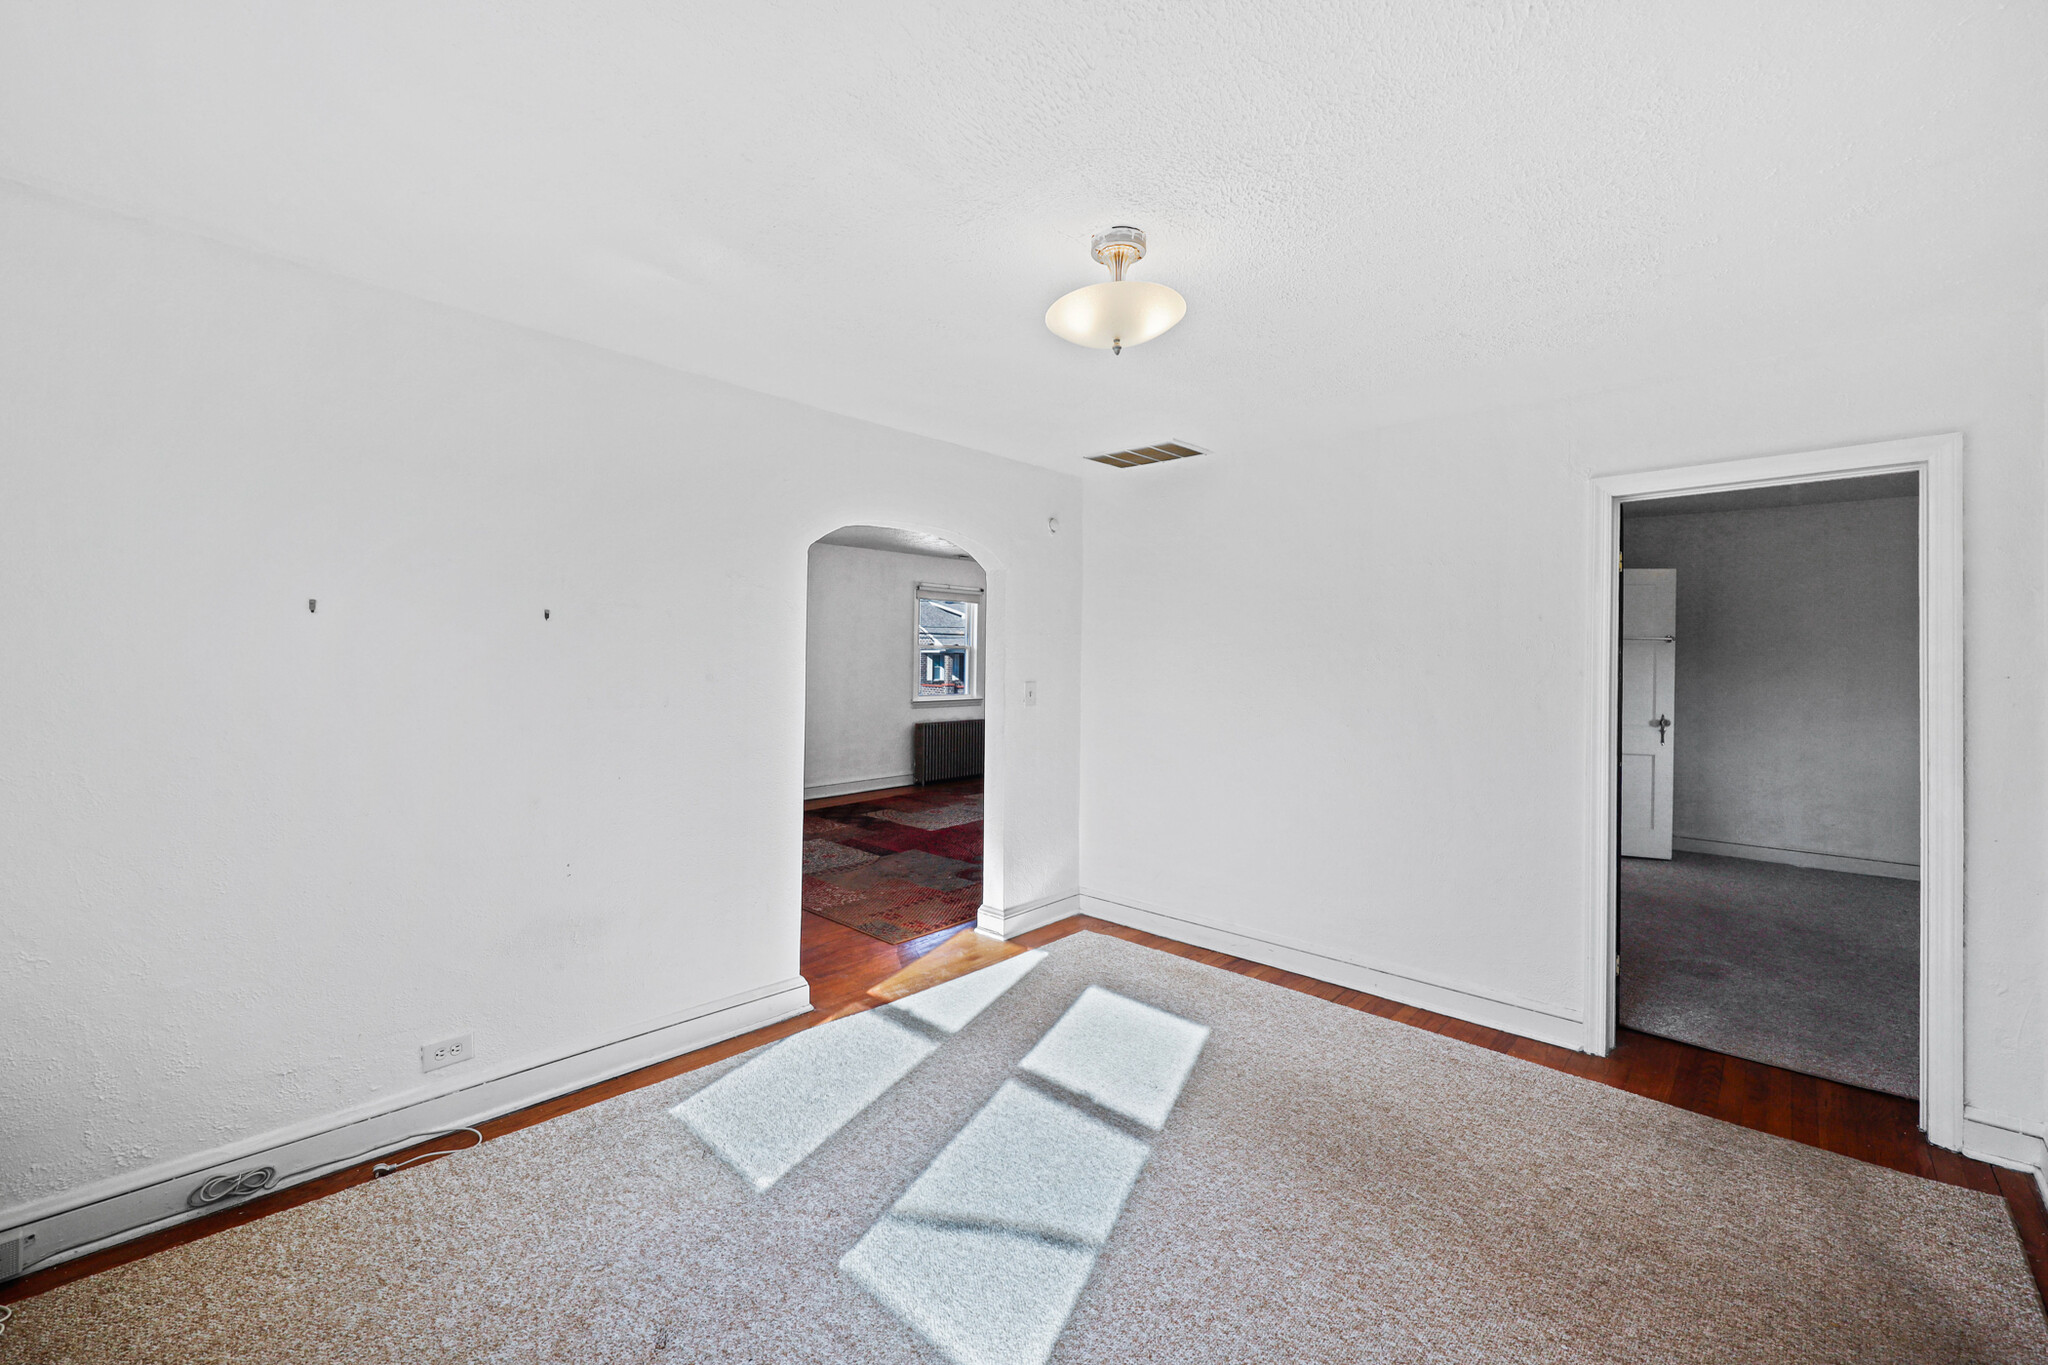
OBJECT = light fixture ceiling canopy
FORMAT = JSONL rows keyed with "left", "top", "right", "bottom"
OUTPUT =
{"left": 1045, "top": 226, "right": 1187, "bottom": 355}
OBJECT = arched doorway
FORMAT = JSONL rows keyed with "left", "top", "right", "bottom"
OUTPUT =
{"left": 800, "top": 525, "right": 991, "bottom": 979}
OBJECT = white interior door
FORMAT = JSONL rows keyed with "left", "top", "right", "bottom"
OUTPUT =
{"left": 1619, "top": 568, "right": 1676, "bottom": 859}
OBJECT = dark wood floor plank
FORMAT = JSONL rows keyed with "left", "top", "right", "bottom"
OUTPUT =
{"left": 1727, "top": 1057, "right": 1779, "bottom": 1141}
{"left": 1782, "top": 1070, "right": 1820, "bottom": 1151}
{"left": 1928, "top": 1145, "right": 1995, "bottom": 1194}
{"left": 1332, "top": 987, "right": 1402, "bottom": 1018}
{"left": 1460, "top": 1025, "right": 1517, "bottom": 1055}
{"left": 1958, "top": 1154, "right": 2007, "bottom": 1197}
{"left": 1649, "top": 1043, "right": 1702, "bottom": 1107}
{"left": 1994, "top": 1167, "right": 2048, "bottom": 1313}
{"left": 1616, "top": 1034, "right": 1685, "bottom": 1107}
{"left": 1680, "top": 1047, "right": 1729, "bottom": 1122}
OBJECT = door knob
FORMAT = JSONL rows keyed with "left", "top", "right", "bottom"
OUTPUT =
{"left": 1652, "top": 714, "right": 1671, "bottom": 744}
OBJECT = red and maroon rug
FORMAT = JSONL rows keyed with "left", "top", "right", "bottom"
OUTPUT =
{"left": 801, "top": 783, "right": 983, "bottom": 944}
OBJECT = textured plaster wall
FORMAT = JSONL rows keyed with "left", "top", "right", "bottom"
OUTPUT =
{"left": 805, "top": 543, "right": 987, "bottom": 794}
{"left": 1623, "top": 497, "right": 1920, "bottom": 869}
{"left": 0, "top": 184, "right": 1081, "bottom": 1217}
{"left": 1080, "top": 304, "right": 2046, "bottom": 1131}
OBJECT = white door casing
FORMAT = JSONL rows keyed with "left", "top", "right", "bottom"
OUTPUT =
{"left": 1619, "top": 569, "right": 1676, "bottom": 859}
{"left": 1584, "top": 433, "right": 1962, "bottom": 1152}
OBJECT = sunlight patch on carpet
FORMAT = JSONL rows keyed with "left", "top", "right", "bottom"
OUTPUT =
{"left": 672, "top": 951, "right": 1045, "bottom": 1190}
{"left": 1019, "top": 985, "right": 1211, "bottom": 1130}
{"left": 890, "top": 1081, "right": 1152, "bottom": 1244}
{"left": 842, "top": 988, "right": 1208, "bottom": 1365}
{"left": 842, "top": 1217, "right": 1098, "bottom": 1365}
{"left": 883, "top": 950, "right": 1047, "bottom": 1034}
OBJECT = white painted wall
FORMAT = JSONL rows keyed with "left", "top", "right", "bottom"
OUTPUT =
{"left": 1080, "top": 304, "right": 2045, "bottom": 1135}
{"left": 1623, "top": 497, "right": 1919, "bottom": 872}
{"left": 4, "top": 170, "right": 2044, "bottom": 1258}
{"left": 805, "top": 543, "right": 986, "bottom": 796}
{"left": 0, "top": 183, "right": 1081, "bottom": 1228}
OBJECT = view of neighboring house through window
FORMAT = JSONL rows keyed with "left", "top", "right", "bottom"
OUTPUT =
{"left": 915, "top": 591, "right": 979, "bottom": 700}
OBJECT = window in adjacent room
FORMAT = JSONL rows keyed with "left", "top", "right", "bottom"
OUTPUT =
{"left": 915, "top": 587, "right": 981, "bottom": 701}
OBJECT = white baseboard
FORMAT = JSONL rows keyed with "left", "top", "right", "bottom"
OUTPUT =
{"left": 1076, "top": 891, "right": 1585, "bottom": 1052}
{"left": 804, "top": 773, "right": 915, "bottom": 800}
{"left": 976, "top": 892, "right": 1079, "bottom": 940}
{"left": 1670, "top": 835, "right": 1920, "bottom": 881}
{"left": 1962, "top": 1107, "right": 2048, "bottom": 1200}
{"left": 0, "top": 976, "right": 812, "bottom": 1280}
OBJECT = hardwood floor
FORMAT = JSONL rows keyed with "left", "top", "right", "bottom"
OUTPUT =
{"left": 9, "top": 910, "right": 2045, "bottom": 1322}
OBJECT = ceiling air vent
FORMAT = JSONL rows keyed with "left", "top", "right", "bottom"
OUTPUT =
{"left": 1086, "top": 440, "right": 1206, "bottom": 469}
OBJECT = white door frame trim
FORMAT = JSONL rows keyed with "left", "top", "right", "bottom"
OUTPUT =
{"left": 1582, "top": 432, "right": 1964, "bottom": 1149}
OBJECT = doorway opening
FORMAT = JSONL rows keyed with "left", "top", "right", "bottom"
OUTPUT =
{"left": 1586, "top": 434, "right": 1963, "bottom": 1146}
{"left": 800, "top": 526, "right": 990, "bottom": 981}
{"left": 1618, "top": 473, "right": 1920, "bottom": 1098}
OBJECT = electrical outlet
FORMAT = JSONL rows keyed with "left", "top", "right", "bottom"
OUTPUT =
{"left": 421, "top": 1034, "right": 474, "bottom": 1073}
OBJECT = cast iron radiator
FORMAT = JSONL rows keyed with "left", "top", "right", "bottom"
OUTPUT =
{"left": 913, "top": 718, "right": 984, "bottom": 785}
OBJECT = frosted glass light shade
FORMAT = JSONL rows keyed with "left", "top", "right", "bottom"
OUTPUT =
{"left": 1044, "top": 280, "right": 1187, "bottom": 350}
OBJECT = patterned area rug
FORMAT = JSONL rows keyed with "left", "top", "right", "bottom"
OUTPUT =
{"left": 802, "top": 784, "right": 982, "bottom": 944}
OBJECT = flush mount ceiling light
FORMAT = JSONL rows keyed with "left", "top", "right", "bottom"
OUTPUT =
{"left": 1044, "top": 226, "right": 1187, "bottom": 355}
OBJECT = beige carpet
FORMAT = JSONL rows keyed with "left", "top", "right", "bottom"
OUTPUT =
{"left": 10, "top": 932, "right": 2045, "bottom": 1363}
{"left": 1620, "top": 851, "right": 1920, "bottom": 1097}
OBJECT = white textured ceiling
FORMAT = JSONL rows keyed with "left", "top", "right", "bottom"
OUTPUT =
{"left": 2, "top": 2, "right": 2043, "bottom": 471}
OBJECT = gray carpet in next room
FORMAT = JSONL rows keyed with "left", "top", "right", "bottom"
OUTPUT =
{"left": 1620, "top": 850, "right": 1919, "bottom": 1097}
{"left": 12, "top": 932, "right": 2037, "bottom": 1364}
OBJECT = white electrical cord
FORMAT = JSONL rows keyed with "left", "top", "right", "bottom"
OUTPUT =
{"left": 0, "top": 1130, "right": 488, "bottom": 1321}
{"left": 371, "top": 1128, "right": 484, "bottom": 1178}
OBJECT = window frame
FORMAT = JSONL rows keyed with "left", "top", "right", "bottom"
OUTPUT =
{"left": 912, "top": 583, "right": 983, "bottom": 706}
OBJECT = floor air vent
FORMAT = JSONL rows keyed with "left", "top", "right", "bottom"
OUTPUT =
{"left": 1086, "top": 440, "right": 1206, "bottom": 468}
